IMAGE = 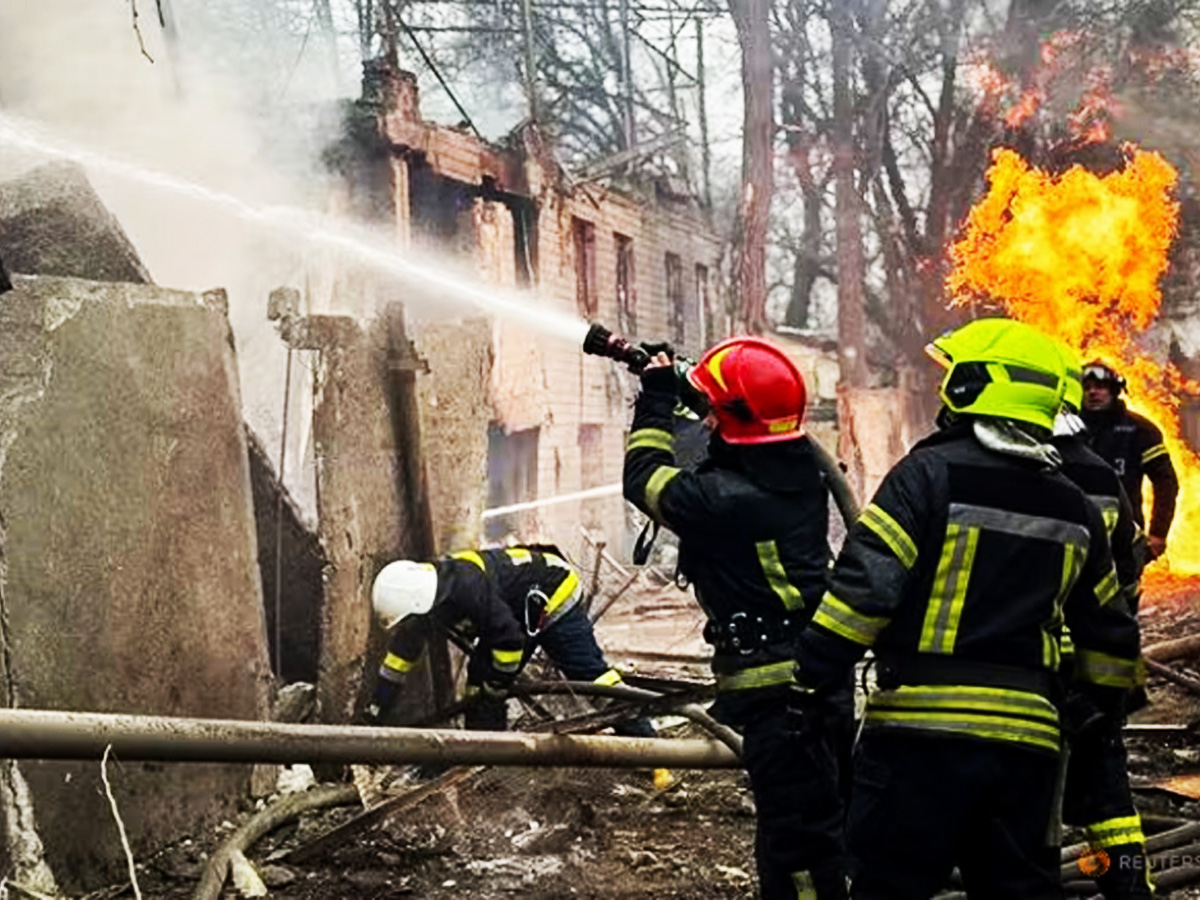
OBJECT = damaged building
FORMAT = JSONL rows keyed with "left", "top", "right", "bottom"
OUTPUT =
{"left": 0, "top": 55, "right": 755, "bottom": 889}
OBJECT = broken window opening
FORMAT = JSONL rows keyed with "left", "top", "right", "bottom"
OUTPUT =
{"left": 512, "top": 199, "right": 540, "bottom": 287}
{"left": 409, "top": 155, "right": 477, "bottom": 257}
{"left": 665, "top": 252, "right": 684, "bottom": 348}
{"left": 615, "top": 233, "right": 636, "bottom": 334}
{"left": 486, "top": 424, "right": 540, "bottom": 542}
{"left": 696, "top": 263, "right": 711, "bottom": 349}
{"left": 573, "top": 217, "right": 597, "bottom": 318}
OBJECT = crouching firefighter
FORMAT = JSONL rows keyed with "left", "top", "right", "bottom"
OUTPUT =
{"left": 366, "top": 545, "right": 659, "bottom": 742}
{"left": 1055, "top": 353, "right": 1155, "bottom": 899}
{"left": 792, "top": 319, "right": 1143, "bottom": 900}
{"left": 623, "top": 336, "right": 851, "bottom": 900}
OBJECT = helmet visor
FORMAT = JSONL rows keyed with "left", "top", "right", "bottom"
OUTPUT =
{"left": 1082, "top": 364, "right": 1117, "bottom": 384}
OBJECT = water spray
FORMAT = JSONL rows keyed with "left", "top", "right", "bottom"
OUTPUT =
{"left": 0, "top": 113, "right": 589, "bottom": 345}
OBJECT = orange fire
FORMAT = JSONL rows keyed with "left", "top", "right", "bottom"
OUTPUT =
{"left": 947, "top": 146, "right": 1200, "bottom": 580}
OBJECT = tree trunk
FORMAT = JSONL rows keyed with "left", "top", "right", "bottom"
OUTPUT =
{"left": 830, "top": 0, "right": 868, "bottom": 387}
{"left": 729, "top": 0, "right": 774, "bottom": 333}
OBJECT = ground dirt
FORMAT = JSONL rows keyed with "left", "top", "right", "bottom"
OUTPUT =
{"left": 98, "top": 574, "right": 1200, "bottom": 900}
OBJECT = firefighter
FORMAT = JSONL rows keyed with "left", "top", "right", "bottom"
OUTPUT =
{"left": 366, "top": 545, "right": 659, "bottom": 743}
{"left": 623, "top": 336, "right": 849, "bottom": 900}
{"left": 1080, "top": 361, "right": 1178, "bottom": 560}
{"left": 1055, "top": 356, "right": 1155, "bottom": 899}
{"left": 791, "top": 318, "right": 1143, "bottom": 900}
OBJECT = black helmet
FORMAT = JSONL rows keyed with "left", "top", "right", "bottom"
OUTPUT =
{"left": 1082, "top": 361, "right": 1126, "bottom": 394}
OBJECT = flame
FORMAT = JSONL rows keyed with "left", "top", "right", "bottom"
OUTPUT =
{"left": 947, "top": 146, "right": 1200, "bottom": 583}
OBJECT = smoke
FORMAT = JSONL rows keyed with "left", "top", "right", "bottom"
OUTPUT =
{"left": 0, "top": 0, "right": 362, "bottom": 518}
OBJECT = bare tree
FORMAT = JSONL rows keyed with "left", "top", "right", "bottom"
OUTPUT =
{"left": 729, "top": 0, "right": 773, "bottom": 332}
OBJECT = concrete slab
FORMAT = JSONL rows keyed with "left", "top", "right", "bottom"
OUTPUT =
{"left": 0, "top": 274, "right": 271, "bottom": 890}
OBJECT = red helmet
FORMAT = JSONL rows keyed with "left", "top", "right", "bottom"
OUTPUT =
{"left": 686, "top": 337, "right": 808, "bottom": 444}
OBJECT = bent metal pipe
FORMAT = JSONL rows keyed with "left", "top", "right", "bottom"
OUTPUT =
{"left": 0, "top": 708, "right": 739, "bottom": 768}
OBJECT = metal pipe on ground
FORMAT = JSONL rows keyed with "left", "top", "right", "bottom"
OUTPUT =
{"left": 0, "top": 709, "right": 740, "bottom": 768}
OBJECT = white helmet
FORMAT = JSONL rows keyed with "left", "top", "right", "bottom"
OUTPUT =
{"left": 372, "top": 561, "right": 438, "bottom": 628}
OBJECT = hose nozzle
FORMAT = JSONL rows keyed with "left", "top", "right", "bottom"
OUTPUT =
{"left": 582, "top": 323, "right": 652, "bottom": 373}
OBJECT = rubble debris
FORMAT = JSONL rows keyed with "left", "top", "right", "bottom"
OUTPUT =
{"left": 192, "top": 784, "right": 358, "bottom": 900}
{"left": 1146, "top": 632, "right": 1200, "bottom": 664}
{"left": 281, "top": 766, "right": 484, "bottom": 865}
{"left": 1146, "top": 657, "right": 1200, "bottom": 697}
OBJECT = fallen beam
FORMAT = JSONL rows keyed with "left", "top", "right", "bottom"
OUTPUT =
{"left": 0, "top": 709, "right": 740, "bottom": 768}
{"left": 1144, "top": 633, "right": 1200, "bottom": 664}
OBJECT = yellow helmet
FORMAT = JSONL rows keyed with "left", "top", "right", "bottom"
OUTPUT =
{"left": 925, "top": 318, "right": 1067, "bottom": 432}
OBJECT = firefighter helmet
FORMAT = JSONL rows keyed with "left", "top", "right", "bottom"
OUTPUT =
{"left": 925, "top": 318, "right": 1067, "bottom": 432}
{"left": 372, "top": 560, "right": 438, "bottom": 628}
{"left": 1057, "top": 342, "right": 1084, "bottom": 413}
{"left": 686, "top": 336, "right": 807, "bottom": 444}
{"left": 1082, "top": 360, "right": 1126, "bottom": 395}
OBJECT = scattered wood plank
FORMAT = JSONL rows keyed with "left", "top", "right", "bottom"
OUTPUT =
{"left": 1144, "top": 633, "right": 1200, "bottom": 664}
{"left": 1145, "top": 657, "right": 1200, "bottom": 697}
{"left": 279, "top": 765, "right": 485, "bottom": 865}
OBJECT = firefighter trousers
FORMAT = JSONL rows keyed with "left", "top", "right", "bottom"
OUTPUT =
{"left": 1064, "top": 719, "right": 1155, "bottom": 899}
{"left": 715, "top": 684, "right": 851, "bottom": 900}
{"left": 848, "top": 731, "right": 1062, "bottom": 900}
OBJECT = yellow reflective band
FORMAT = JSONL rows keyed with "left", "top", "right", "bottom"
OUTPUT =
{"left": 492, "top": 647, "right": 524, "bottom": 672}
{"left": 644, "top": 466, "right": 681, "bottom": 520}
{"left": 920, "top": 524, "right": 980, "bottom": 654}
{"left": 864, "top": 708, "right": 1060, "bottom": 753}
{"left": 1085, "top": 815, "right": 1146, "bottom": 850}
{"left": 860, "top": 503, "right": 918, "bottom": 569}
{"left": 593, "top": 668, "right": 624, "bottom": 687}
{"left": 1074, "top": 648, "right": 1143, "bottom": 688}
{"left": 505, "top": 548, "right": 532, "bottom": 564}
{"left": 791, "top": 871, "right": 817, "bottom": 900}
{"left": 1142, "top": 444, "right": 1169, "bottom": 465}
{"left": 715, "top": 660, "right": 796, "bottom": 692}
{"left": 866, "top": 685, "right": 1059, "bottom": 723}
{"left": 450, "top": 550, "right": 487, "bottom": 571}
{"left": 1091, "top": 495, "right": 1120, "bottom": 536}
{"left": 627, "top": 428, "right": 674, "bottom": 453}
{"left": 811, "top": 592, "right": 889, "bottom": 647}
{"left": 1095, "top": 565, "right": 1120, "bottom": 606}
{"left": 756, "top": 540, "right": 804, "bottom": 611}
{"left": 545, "top": 570, "right": 582, "bottom": 615}
{"left": 382, "top": 652, "right": 418, "bottom": 674}
{"left": 767, "top": 416, "right": 801, "bottom": 434}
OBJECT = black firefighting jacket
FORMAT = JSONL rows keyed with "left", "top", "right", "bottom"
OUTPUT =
{"left": 1053, "top": 433, "right": 1145, "bottom": 607}
{"left": 623, "top": 366, "right": 830, "bottom": 693}
{"left": 375, "top": 547, "right": 582, "bottom": 698}
{"left": 794, "top": 420, "right": 1143, "bottom": 756}
{"left": 1081, "top": 401, "right": 1178, "bottom": 539}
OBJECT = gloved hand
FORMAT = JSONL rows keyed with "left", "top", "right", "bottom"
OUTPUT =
{"left": 639, "top": 356, "right": 679, "bottom": 395}
{"left": 1061, "top": 685, "right": 1126, "bottom": 737}
{"left": 478, "top": 678, "right": 512, "bottom": 701}
{"left": 638, "top": 340, "right": 675, "bottom": 360}
{"left": 360, "top": 702, "right": 383, "bottom": 726}
{"left": 785, "top": 683, "right": 825, "bottom": 739}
